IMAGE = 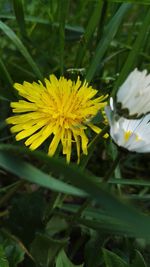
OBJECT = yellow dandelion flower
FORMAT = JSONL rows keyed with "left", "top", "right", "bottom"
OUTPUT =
{"left": 6, "top": 75, "right": 107, "bottom": 163}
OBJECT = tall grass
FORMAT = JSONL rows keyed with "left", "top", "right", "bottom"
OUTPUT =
{"left": 0, "top": 1, "right": 150, "bottom": 266}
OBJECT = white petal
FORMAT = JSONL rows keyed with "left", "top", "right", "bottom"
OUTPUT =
{"left": 106, "top": 105, "right": 150, "bottom": 153}
{"left": 117, "top": 68, "right": 150, "bottom": 116}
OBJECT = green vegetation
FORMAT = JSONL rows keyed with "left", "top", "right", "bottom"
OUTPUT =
{"left": 0, "top": 0, "right": 150, "bottom": 266}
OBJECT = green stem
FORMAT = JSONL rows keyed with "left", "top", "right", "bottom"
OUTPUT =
{"left": 65, "top": 126, "right": 109, "bottom": 236}
{"left": 58, "top": 0, "right": 69, "bottom": 75}
{"left": 43, "top": 192, "right": 65, "bottom": 223}
{"left": 0, "top": 210, "right": 9, "bottom": 217}
{"left": 0, "top": 180, "right": 25, "bottom": 207}
{"left": 103, "top": 151, "right": 122, "bottom": 182}
{"left": 80, "top": 125, "right": 109, "bottom": 168}
{"left": 66, "top": 198, "right": 91, "bottom": 236}
{"left": 70, "top": 234, "right": 86, "bottom": 260}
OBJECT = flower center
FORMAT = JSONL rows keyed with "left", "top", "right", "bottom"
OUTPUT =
{"left": 124, "top": 130, "right": 140, "bottom": 142}
{"left": 124, "top": 130, "right": 132, "bottom": 141}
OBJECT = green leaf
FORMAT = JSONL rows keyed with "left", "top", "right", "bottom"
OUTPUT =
{"left": 31, "top": 234, "right": 67, "bottom": 267}
{"left": 0, "top": 245, "right": 9, "bottom": 267}
{"left": 0, "top": 14, "right": 84, "bottom": 35}
{"left": 79, "top": 217, "right": 133, "bottom": 237}
{"left": 131, "top": 250, "right": 147, "bottom": 267}
{"left": 62, "top": 204, "right": 136, "bottom": 236}
{"left": 0, "top": 150, "right": 86, "bottom": 197}
{"left": 109, "top": 178, "right": 150, "bottom": 187}
{"left": 58, "top": 0, "right": 69, "bottom": 74}
{"left": 56, "top": 249, "right": 83, "bottom": 267}
{"left": 0, "top": 230, "right": 25, "bottom": 267}
{"left": 12, "top": 0, "right": 27, "bottom": 37}
{"left": 84, "top": 231, "right": 103, "bottom": 267}
{"left": 6, "top": 192, "right": 46, "bottom": 244}
{"left": 75, "top": 0, "right": 103, "bottom": 67}
{"left": 107, "top": 0, "right": 150, "bottom": 4}
{"left": 0, "top": 57, "right": 14, "bottom": 99}
{"left": 0, "top": 20, "right": 43, "bottom": 80}
{"left": 15, "top": 149, "right": 150, "bottom": 239}
{"left": 0, "top": 96, "right": 10, "bottom": 102}
{"left": 102, "top": 249, "right": 129, "bottom": 267}
{"left": 0, "top": 58, "right": 13, "bottom": 86}
{"left": 85, "top": 3, "right": 131, "bottom": 82}
{"left": 45, "top": 216, "right": 68, "bottom": 237}
{"left": 1, "top": 145, "right": 150, "bottom": 239}
{"left": 112, "top": 8, "right": 150, "bottom": 96}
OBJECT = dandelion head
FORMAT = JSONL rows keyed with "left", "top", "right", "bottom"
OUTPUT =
{"left": 6, "top": 75, "right": 107, "bottom": 163}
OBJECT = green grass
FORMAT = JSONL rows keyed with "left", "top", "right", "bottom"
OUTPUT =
{"left": 0, "top": 1, "right": 150, "bottom": 266}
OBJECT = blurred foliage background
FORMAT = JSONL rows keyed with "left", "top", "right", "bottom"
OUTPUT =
{"left": 1, "top": 0, "right": 150, "bottom": 266}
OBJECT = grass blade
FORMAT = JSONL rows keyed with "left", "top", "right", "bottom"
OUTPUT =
{"left": 75, "top": 0, "right": 103, "bottom": 67}
{"left": 109, "top": 178, "right": 150, "bottom": 187}
{"left": 0, "top": 58, "right": 13, "bottom": 86}
{"left": 85, "top": 3, "right": 131, "bottom": 83}
{"left": 0, "top": 58, "right": 14, "bottom": 99}
{"left": 0, "top": 144, "right": 150, "bottom": 238}
{"left": 0, "top": 151, "right": 86, "bottom": 197}
{"left": 0, "top": 14, "right": 84, "bottom": 35}
{"left": 112, "top": 8, "right": 150, "bottom": 96}
{"left": 108, "top": 0, "right": 150, "bottom": 4}
{"left": 58, "top": 0, "right": 69, "bottom": 74}
{"left": 62, "top": 204, "right": 135, "bottom": 236}
{"left": 80, "top": 125, "right": 109, "bottom": 168}
{"left": 0, "top": 20, "right": 43, "bottom": 80}
{"left": 12, "top": 0, "right": 27, "bottom": 37}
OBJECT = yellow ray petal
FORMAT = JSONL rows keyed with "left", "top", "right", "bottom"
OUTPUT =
{"left": 80, "top": 130, "right": 88, "bottom": 155}
{"left": 29, "top": 125, "right": 53, "bottom": 150}
{"left": 65, "top": 129, "right": 72, "bottom": 163}
{"left": 48, "top": 131, "right": 61, "bottom": 156}
{"left": 88, "top": 123, "right": 101, "bottom": 134}
{"left": 15, "top": 119, "right": 48, "bottom": 141}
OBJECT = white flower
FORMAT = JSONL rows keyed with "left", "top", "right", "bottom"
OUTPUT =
{"left": 116, "top": 68, "right": 150, "bottom": 117}
{"left": 106, "top": 102, "right": 150, "bottom": 152}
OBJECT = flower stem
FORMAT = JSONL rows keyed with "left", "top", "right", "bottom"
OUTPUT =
{"left": 0, "top": 180, "right": 25, "bottom": 207}
{"left": 103, "top": 151, "right": 122, "bottom": 182}
{"left": 65, "top": 198, "right": 91, "bottom": 236}
{"left": 80, "top": 125, "right": 109, "bottom": 168}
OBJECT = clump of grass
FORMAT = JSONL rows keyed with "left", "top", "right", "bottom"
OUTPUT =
{"left": 0, "top": 0, "right": 150, "bottom": 266}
